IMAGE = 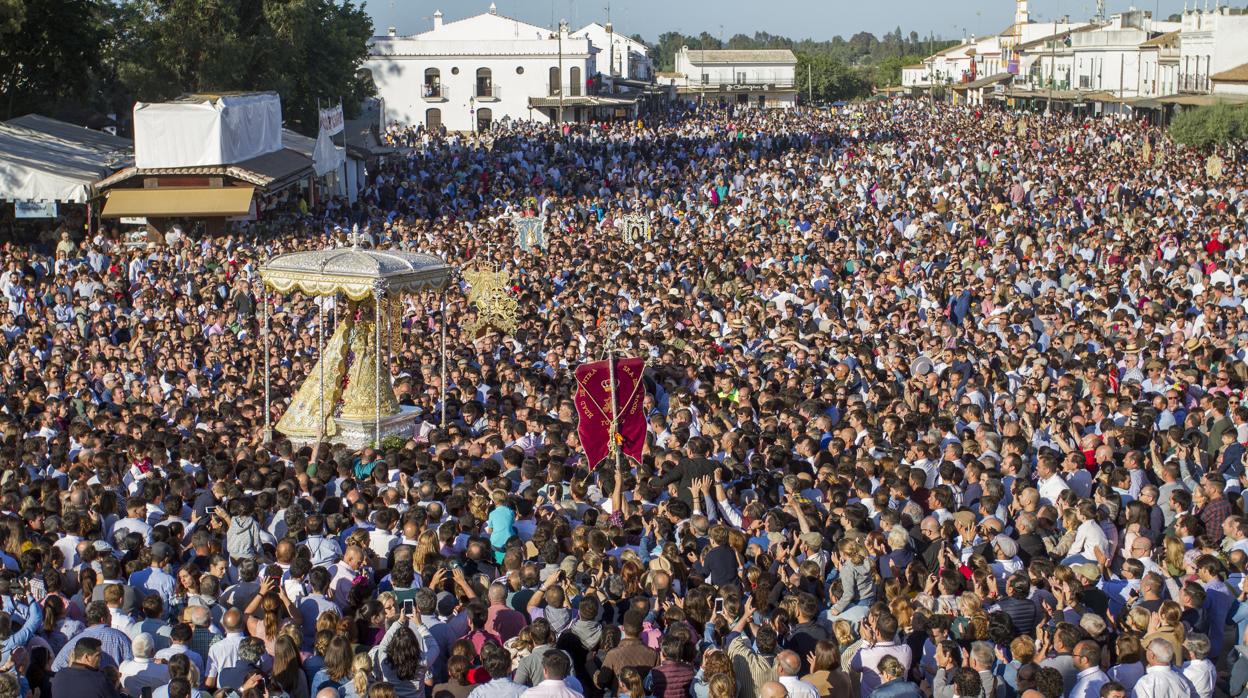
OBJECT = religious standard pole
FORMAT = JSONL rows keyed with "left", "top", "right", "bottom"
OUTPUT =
{"left": 318, "top": 299, "right": 325, "bottom": 434}
{"left": 604, "top": 321, "right": 622, "bottom": 473}
{"left": 440, "top": 292, "right": 448, "bottom": 428}
{"left": 263, "top": 280, "right": 271, "bottom": 442}
{"left": 374, "top": 283, "right": 383, "bottom": 446}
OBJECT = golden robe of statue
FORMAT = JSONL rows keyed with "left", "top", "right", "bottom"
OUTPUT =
{"left": 338, "top": 306, "right": 401, "bottom": 422}
{"left": 276, "top": 303, "right": 357, "bottom": 439}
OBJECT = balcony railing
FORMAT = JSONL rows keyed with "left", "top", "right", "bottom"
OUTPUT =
{"left": 1179, "top": 74, "right": 1210, "bottom": 93}
{"left": 546, "top": 85, "right": 591, "bottom": 98}
{"left": 422, "top": 83, "right": 447, "bottom": 100}
{"left": 475, "top": 84, "right": 501, "bottom": 100}
{"left": 691, "top": 77, "right": 797, "bottom": 88}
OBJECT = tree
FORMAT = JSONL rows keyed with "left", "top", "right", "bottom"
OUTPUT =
{"left": 0, "top": 0, "right": 108, "bottom": 119}
{"left": 1169, "top": 102, "right": 1248, "bottom": 150}
{"left": 111, "top": 0, "right": 374, "bottom": 132}
{"left": 794, "top": 51, "right": 870, "bottom": 102}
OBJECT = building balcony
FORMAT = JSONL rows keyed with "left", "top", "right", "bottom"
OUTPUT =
{"left": 692, "top": 77, "right": 797, "bottom": 89}
{"left": 546, "top": 85, "right": 592, "bottom": 98}
{"left": 1179, "top": 74, "right": 1210, "bottom": 93}
{"left": 475, "top": 84, "right": 501, "bottom": 101}
{"left": 422, "top": 84, "right": 448, "bottom": 101}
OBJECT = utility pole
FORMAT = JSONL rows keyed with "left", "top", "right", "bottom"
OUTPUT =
{"left": 808, "top": 63, "right": 813, "bottom": 103}
{"left": 551, "top": 20, "right": 566, "bottom": 124}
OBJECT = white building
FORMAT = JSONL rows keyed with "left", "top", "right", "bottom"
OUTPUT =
{"left": 1063, "top": 10, "right": 1178, "bottom": 97}
{"left": 574, "top": 23, "right": 652, "bottom": 81}
{"left": 1139, "top": 30, "right": 1180, "bottom": 97}
{"left": 666, "top": 47, "right": 798, "bottom": 108}
{"left": 1178, "top": 7, "right": 1248, "bottom": 94}
{"left": 366, "top": 4, "right": 626, "bottom": 132}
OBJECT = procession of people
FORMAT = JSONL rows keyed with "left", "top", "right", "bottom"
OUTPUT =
{"left": 0, "top": 100, "right": 1244, "bottom": 698}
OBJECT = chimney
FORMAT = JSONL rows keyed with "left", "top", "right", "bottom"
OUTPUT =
{"left": 387, "top": 26, "right": 396, "bottom": 37}
{"left": 433, "top": 10, "right": 443, "bottom": 29}
{"left": 488, "top": 2, "right": 497, "bottom": 14}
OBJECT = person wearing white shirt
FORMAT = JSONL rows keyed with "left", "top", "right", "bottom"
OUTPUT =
{"left": 205, "top": 609, "right": 247, "bottom": 689}
{"left": 1181, "top": 635, "right": 1215, "bottom": 698}
{"left": 1133, "top": 638, "right": 1198, "bottom": 698}
{"left": 1036, "top": 459, "right": 1070, "bottom": 507}
{"left": 519, "top": 651, "right": 583, "bottom": 698}
{"left": 1069, "top": 640, "right": 1110, "bottom": 698}
{"left": 119, "top": 633, "right": 171, "bottom": 696}
{"left": 775, "top": 651, "right": 819, "bottom": 698}
{"left": 1066, "top": 502, "right": 1111, "bottom": 566}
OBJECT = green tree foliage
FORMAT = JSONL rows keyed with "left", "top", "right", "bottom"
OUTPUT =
{"left": 0, "top": 0, "right": 107, "bottom": 119}
{"left": 647, "top": 28, "right": 955, "bottom": 99}
{"left": 794, "top": 51, "right": 870, "bottom": 101}
{"left": 112, "top": 0, "right": 374, "bottom": 132}
{"left": 1169, "top": 102, "right": 1248, "bottom": 150}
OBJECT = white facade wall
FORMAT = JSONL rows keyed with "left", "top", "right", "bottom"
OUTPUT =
{"left": 1214, "top": 81, "right": 1248, "bottom": 96}
{"left": 901, "top": 67, "right": 930, "bottom": 87}
{"left": 366, "top": 11, "right": 595, "bottom": 131}
{"left": 1180, "top": 10, "right": 1248, "bottom": 93}
{"left": 674, "top": 50, "right": 796, "bottom": 86}
{"left": 1070, "top": 29, "right": 1149, "bottom": 95}
{"left": 1139, "top": 50, "right": 1179, "bottom": 97}
{"left": 576, "top": 23, "right": 651, "bottom": 80}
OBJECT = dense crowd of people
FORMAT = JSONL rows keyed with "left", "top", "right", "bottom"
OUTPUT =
{"left": 0, "top": 99, "right": 1244, "bottom": 698}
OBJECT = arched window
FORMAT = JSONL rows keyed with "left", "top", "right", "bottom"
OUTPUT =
{"left": 549, "top": 67, "right": 561, "bottom": 96}
{"left": 570, "top": 66, "right": 582, "bottom": 96}
{"left": 475, "top": 68, "right": 492, "bottom": 98}
{"left": 423, "top": 68, "right": 441, "bottom": 98}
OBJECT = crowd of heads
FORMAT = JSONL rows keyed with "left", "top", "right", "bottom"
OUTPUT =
{"left": 0, "top": 99, "right": 1246, "bottom": 698}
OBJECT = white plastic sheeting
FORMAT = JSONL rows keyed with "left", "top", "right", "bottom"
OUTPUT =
{"left": 133, "top": 93, "right": 283, "bottom": 169}
{"left": 312, "top": 129, "right": 345, "bottom": 177}
{"left": 0, "top": 123, "right": 128, "bottom": 203}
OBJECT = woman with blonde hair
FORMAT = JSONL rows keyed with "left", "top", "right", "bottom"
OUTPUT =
{"left": 692, "top": 648, "right": 733, "bottom": 698}
{"left": 827, "top": 538, "right": 876, "bottom": 625}
{"left": 412, "top": 530, "right": 441, "bottom": 571}
{"left": 1163, "top": 536, "right": 1187, "bottom": 577}
{"left": 345, "top": 652, "right": 374, "bottom": 698}
{"left": 1143, "top": 602, "right": 1185, "bottom": 664}
{"left": 950, "top": 592, "right": 989, "bottom": 643}
{"left": 706, "top": 674, "right": 735, "bottom": 698}
{"left": 833, "top": 620, "right": 862, "bottom": 697}
{"left": 617, "top": 667, "right": 647, "bottom": 698}
{"left": 505, "top": 625, "right": 535, "bottom": 664}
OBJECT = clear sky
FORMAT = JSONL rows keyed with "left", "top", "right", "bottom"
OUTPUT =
{"left": 362, "top": 0, "right": 1196, "bottom": 42}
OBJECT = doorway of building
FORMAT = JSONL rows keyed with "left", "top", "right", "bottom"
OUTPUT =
{"left": 476, "top": 107, "right": 492, "bottom": 132}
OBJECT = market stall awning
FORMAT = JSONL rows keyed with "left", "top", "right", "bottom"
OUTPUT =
{"left": 101, "top": 186, "right": 254, "bottom": 218}
{"left": 1156, "top": 93, "right": 1248, "bottom": 107}
{"left": 953, "top": 73, "right": 1013, "bottom": 91}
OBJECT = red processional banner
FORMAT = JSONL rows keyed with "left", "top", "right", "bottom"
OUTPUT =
{"left": 574, "top": 357, "right": 646, "bottom": 470}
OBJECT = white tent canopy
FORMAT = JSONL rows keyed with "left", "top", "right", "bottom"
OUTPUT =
{"left": 133, "top": 93, "right": 282, "bottom": 169}
{"left": 0, "top": 121, "right": 131, "bottom": 204}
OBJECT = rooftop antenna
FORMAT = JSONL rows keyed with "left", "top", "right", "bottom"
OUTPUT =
{"left": 1096, "top": 0, "right": 1105, "bottom": 21}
